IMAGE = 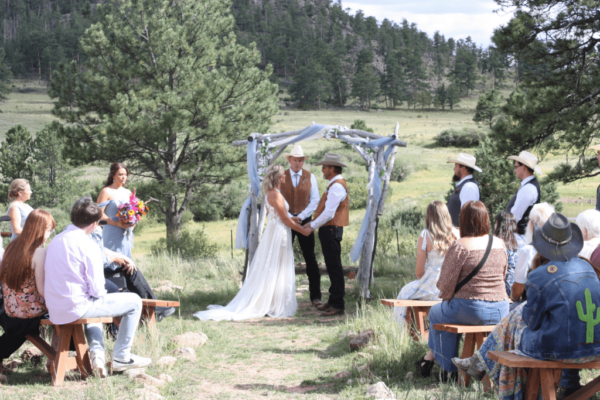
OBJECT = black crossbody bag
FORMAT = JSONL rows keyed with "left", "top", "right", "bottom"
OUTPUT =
{"left": 453, "top": 234, "right": 494, "bottom": 297}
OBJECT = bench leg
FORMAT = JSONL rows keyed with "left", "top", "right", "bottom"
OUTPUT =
{"left": 459, "top": 333, "right": 476, "bottom": 387}
{"left": 51, "top": 325, "right": 74, "bottom": 386}
{"left": 526, "top": 369, "right": 541, "bottom": 400}
{"left": 142, "top": 305, "right": 156, "bottom": 329}
{"left": 540, "top": 368, "right": 557, "bottom": 400}
{"left": 73, "top": 325, "right": 92, "bottom": 379}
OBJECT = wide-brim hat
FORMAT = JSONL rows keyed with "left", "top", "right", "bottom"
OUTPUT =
{"left": 590, "top": 145, "right": 600, "bottom": 151}
{"left": 283, "top": 144, "right": 310, "bottom": 162}
{"left": 532, "top": 213, "right": 584, "bottom": 261}
{"left": 447, "top": 153, "right": 482, "bottom": 173}
{"left": 314, "top": 153, "right": 349, "bottom": 168}
{"left": 508, "top": 151, "right": 543, "bottom": 175}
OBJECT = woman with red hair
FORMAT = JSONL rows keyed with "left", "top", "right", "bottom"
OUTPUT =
{"left": 415, "top": 201, "right": 510, "bottom": 382}
{"left": 0, "top": 209, "right": 55, "bottom": 371}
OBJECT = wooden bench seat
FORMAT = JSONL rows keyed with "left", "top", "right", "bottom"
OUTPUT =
{"left": 433, "top": 323, "right": 496, "bottom": 387}
{"left": 488, "top": 351, "right": 600, "bottom": 400}
{"left": 381, "top": 299, "right": 441, "bottom": 341}
{"left": 141, "top": 299, "right": 180, "bottom": 327}
{"left": 26, "top": 317, "right": 113, "bottom": 386}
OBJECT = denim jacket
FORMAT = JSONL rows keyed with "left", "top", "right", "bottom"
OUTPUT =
{"left": 520, "top": 257, "right": 600, "bottom": 360}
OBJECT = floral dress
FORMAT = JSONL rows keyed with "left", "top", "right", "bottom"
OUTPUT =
{"left": 2, "top": 274, "right": 47, "bottom": 319}
{"left": 393, "top": 229, "right": 445, "bottom": 326}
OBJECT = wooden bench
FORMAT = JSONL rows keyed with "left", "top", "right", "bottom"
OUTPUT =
{"left": 433, "top": 323, "right": 496, "bottom": 387}
{"left": 488, "top": 351, "right": 600, "bottom": 400}
{"left": 25, "top": 317, "right": 113, "bottom": 386}
{"left": 382, "top": 299, "right": 441, "bottom": 341}
{"left": 141, "top": 299, "right": 180, "bottom": 327}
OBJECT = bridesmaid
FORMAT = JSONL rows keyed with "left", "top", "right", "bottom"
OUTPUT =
{"left": 97, "top": 162, "right": 134, "bottom": 257}
{"left": 6, "top": 179, "right": 34, "bottom": 241}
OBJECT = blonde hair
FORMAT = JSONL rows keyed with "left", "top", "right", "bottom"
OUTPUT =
{"left": 262, "top": 164, "right": 284, "bottom": 194}
{"left": 8, "top": 179, "right": 29, "bottom": 200}
{"left": 425, "top": 201, "right": 456, "bottom": 255}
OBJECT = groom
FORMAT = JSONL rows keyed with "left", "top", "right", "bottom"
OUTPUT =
{"left": 280, "top": 144, "right": 322, "bottom": 307}
{"left": 305, "top": 153, "right": 349, "bottom": 317}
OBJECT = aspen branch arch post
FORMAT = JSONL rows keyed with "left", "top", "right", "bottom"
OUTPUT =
{"left": 233, "top": 123, "right": 406, "bottom": 297}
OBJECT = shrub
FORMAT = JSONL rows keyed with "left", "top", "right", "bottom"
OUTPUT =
{"left": 344, "top": 176, "right": 368, "bottom": 210}
{"left": 434, "top": 128, "right": 486, "bottom": 148}
{"left": 350, "top": 119, "right": 374, "bottom": 133}
{"left": 151, "top": 227, "right": 218, "bottom": 259}
{"left": 390, "top": 160, "right": 413, "bottom": 182}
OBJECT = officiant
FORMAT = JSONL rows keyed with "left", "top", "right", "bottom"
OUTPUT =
{"left": 280, "top": 145, "right": 322, "bottom": 307}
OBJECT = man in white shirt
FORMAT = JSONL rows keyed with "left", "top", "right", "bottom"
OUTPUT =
{"left": 446, "top": 153, "right": 481, "bottom": 227}
{"left": 279, "top": 145, "right": 321, "bottom": 307}
{"left": 45, "top": 197, "right": 151, "bottom": 377}
{"left": 506, "top": 151, "right": 542, "bottom": 236}
{"left": 305, "top": 154, "right": 350, "bottom": 317}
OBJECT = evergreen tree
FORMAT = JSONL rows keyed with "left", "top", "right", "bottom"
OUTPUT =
{"left": 434, "top": 84, "right": 447, "bottom": 110}
{"left": 290, "top": 61, "right": 331, "bottom": 108}
{"left": 48, "top": 0, "right": 278, "bottom": 240}
{"left": 473, "top": 89, "right": 503, "bottom": 129}
{"left": 449, "top": 38, "right": 478, "bottom": 96}
{"left": 0, "top": 48, "right": 11, "bottom": 105}
{"left": 381, "top": 50, "right": 405, "bottom": 109}
{"left": 490, "top": 0, "right": 600, "bottom": 186}
{"left": 0, "top": 125, "right": 34, "bottom": 195}
{"left": 351, "top": 67, "right": 379, "bottom": 110}
{"left": 446, "top": 84, "right": 461, "bottom": 110}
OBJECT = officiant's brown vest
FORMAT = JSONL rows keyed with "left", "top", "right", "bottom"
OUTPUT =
{"left": 314, "top": 178, "right": 349, "bottom": 227}
{"left": 280, "top": 169, "right": 312, "bottom": 216}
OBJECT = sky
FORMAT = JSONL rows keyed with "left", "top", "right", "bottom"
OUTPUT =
{"left": 343, "top": 0, "right": 515, "bottom": 47}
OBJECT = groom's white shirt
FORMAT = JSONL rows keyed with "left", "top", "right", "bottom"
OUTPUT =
{"left": 286, "top": 168, "right": 320, "bottom": 221}
{"left": 311, "top": 174, "right": 347, "bottom": 230}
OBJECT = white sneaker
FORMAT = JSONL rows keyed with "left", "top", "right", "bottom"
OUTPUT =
{"left": 90, "top": 350, "right": 107, "bottom": 378}
{"left": 112, "top": 354, "right": 152, "bottom": 372}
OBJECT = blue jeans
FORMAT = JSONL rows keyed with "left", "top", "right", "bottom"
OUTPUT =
{"left": 81, "top": 293, "right": 142, "bottom": 361}
{"left": 560, "top": 369, "right": 581, "bottom": 389}
{"left": 428, "top": 298, "right": 509, "bottom": 372}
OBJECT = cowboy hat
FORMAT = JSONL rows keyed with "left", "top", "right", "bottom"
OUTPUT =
{"left": 283, "top": 144, "right": 310, "bottom": 163}
{"left": 508, "top": 151, "right": 543, "bottom": 174}
{"left": 447, "top": 153, "right": 482, "bottom": 173}
{"left": 532, "top": 213, "right": 584, "bottom": 261}
{"left": 314, "top": 153, "right": 349, "bottom": 168}
{"left": 590, "top": 145, "right": 600, "bottom": 151}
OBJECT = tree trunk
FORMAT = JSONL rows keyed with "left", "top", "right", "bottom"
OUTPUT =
{"left": 165, "top": 194, "right": 182, "bottom": 241}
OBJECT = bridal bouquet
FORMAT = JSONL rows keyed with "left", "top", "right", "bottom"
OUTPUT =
{"left": 116, "top": 190, "right": 149, "bottom": 227}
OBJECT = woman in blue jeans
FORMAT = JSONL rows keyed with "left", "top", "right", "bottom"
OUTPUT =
{"left": 415, "top": 201, "right": 510, "bottom": 382}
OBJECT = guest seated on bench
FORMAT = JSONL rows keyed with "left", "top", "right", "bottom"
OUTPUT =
{"left": 510, "top": 203, "right": 554, "bottom": 307}
{"left": 494, "top": 211, "right": 525, "bottom": 297}
{"left": 576, "top": 209, "right": 600, "bottom": 261}
{"left": 72, "top": 196, "right": 174, "bottom": 321}
{"left": 0, "top": 210, "right": 54, "bottom": 373}
{"left": 453, "top": 213, "right": 600, "bottom": 400}
{"left": 415, "top": 201, "right": 509, "bottom": 382}
{"left": 44, "top": 197, "right": 151, "bottom": 377}
{"left": 393, "top": 201, "right": 457, "bottom": 326}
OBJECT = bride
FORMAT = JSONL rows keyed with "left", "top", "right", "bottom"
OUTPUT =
{"left": 194, "top": 164, "right": 311, "bottom": 321}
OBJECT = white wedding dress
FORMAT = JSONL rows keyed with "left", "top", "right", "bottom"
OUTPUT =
{"left": 193, "top": 195, "right": 298, "bottom": 321}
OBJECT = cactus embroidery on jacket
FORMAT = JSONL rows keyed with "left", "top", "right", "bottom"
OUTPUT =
{"left": 577, "top": 288, "right": 600, "bottom": 344}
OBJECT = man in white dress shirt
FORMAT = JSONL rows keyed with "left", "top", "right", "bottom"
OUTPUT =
{"left": 446, "top": 153, "right": 481, "bottom": 227}
{"left": 279, "top": 145, "right": 321, "bottom": 307}
{"left": 506, "top": 151, "right": 542, "bottom": 236}
{"left": 305, "top": 154, "right": 350, "bottom": 317}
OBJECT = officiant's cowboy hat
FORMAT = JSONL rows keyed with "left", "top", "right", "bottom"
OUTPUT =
{"left": 532, "top": 212, "right": 583, "bottom": 261}
{"left": 508, "top": 151, "right": 543, "bottom": 174}
{"left": 446, "top": 153, "right": 482, "bottom": 173}
{"left": 283, "top": 144, "right": 310, "bottom": 162}
{"left": 314, "top": 153, "right": 349, "bottom": 168}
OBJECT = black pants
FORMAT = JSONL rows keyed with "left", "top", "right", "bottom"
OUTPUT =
{"left": 105, "top": 266, "right": 157, "bottom": 300}
{"left": 292, "top": 217, "right": 321, "bottom": 302}
{"left": 0, "top": 310, "right": 43, "bottom": 363}
{"left": 318, "top": 226, "right": 345, "bottom": 310}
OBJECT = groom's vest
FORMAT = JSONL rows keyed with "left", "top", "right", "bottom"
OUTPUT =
{"left": 314, "top": 178, "right": 349, "bottom": 227}
{"left": 280, "top": 169, "right": 312, "bottom": 216}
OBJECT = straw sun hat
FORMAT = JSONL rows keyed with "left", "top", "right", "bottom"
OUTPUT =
{"left": 508, "top": 151, "right": 543, "bottom": 175}
{"left": 283, "top": 144, "right": 309, "bottom": 163}
{"left": 446, "top": 153, "right": 482, "bottom": 173}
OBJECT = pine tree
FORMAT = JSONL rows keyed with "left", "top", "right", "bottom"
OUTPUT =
{"left": 446, "top": 84, "right": 461, "bottom": 110}
{"left": 48, "top": 0, "right": 278, "bottom": 240}
{"left": 473, "top": 89, "right": 504, "bottom": 129}
{"left": 449, "top": 38, "right": 478, "bottom": 97}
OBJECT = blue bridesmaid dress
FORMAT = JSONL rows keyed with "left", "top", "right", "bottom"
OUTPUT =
{"left": 101, "top": 192, "right": 134, "bottom": 258}
{"left": 7, "top": 203, "right": 34, "bottom": 241}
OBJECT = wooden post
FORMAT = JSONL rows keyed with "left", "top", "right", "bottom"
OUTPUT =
{"left": 357, "top": 153, "right": 379, "bottom": 298}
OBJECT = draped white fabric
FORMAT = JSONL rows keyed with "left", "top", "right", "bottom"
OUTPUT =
{"left": 194, "top": 198, "right": 297, "bottom": 321}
